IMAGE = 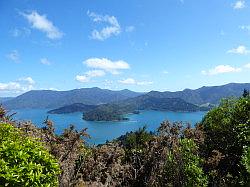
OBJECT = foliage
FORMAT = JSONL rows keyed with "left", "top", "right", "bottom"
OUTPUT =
{"left": 38, "top": 119, "right": 90, "bottom": 187}
{"left": 76, "top": 143, "right": 132, "bottom": 186}
{"left": 0, "top": 105, "right": 15, "bottom": 124}
{"left": 201, "top": 94, "right": 250, "bottom": 185}
{"left": 242, "top": 146, "right": 250, "bottom": 174}
{"left": 157, "top": 121, "right": 207, "bottom": 187}
{"left": 0, "top": 123, "right": 60, "bottom": 186}
{"left": 178, "top": 138, "right": 207, "bottom": 186}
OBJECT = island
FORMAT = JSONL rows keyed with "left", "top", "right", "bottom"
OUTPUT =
{"left": 48, "top": 103, "right": 98, "bottom": 114}
{"left": 83, "top": 95, "right": 206, "bottom": 121}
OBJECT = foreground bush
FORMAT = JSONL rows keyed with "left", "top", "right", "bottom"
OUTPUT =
{"left": 0, "top": 123, "right": 60, "bottom": 186}
{"left": 202, "top": 94, "right": 250, "bottom": 185}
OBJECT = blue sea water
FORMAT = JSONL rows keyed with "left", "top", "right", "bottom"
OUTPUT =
{"left": 13, "top": 109, "right": 206, "bottom": 145}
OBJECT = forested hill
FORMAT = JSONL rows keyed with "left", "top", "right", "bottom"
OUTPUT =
{"left": 83, "top": 95, "right": 201, "bottom": 121}
{"left": 48, "top": 103, "right": 98, "bottom": 114}
{"left": 147, "top": 83, "right": 250, "bottom": 105}
{"left": 3, "top": 87, "right": 142, "bottom": 109}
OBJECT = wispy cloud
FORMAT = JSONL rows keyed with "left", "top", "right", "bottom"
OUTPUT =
{"left": 118, "top": 78, "right": 153, "bottom": 86}
{"left": 201, "top": 65, "right": 242, "bottom": 75}
{"left": 40, "top": 58, "right": 51, "bottom": 65}
{"left": 10, "top": 27, "right": 31, "bottom": 37}
{"left": 239, "top": 25, "right": 250, "bottom": 34}
{"left": 87, "top": 11, "right": 121, "bottom": 41}
{"left": 76, "top": 70, "right": 106, "bottom": 83}
{"left": 233, "top": 0, "right": 246, "bottom": 9}
{"left": 84, "top": 58, "right": 130, "bottom": 74}
{"left": 125, "top": 26, "right": 135, "bottom": 32}
{"left": 6, "top": 50, "right": 20, "bottom": 63}
{"left": 21, "top": 10, "right": 63, "bottom": 39}
{"left": 227, "top": 45, "right": 250, "bottom": 55}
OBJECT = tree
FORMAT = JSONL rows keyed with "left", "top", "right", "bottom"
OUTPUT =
{"left": 0, "top": 123, "right": 60, "bottom": 186}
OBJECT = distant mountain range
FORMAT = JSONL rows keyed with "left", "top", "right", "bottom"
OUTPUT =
{"left": 2, "top": 87, "right": 142, "bottom": 109}
{"left": 146, "top": 83, "right": 250, "bottom": 105}
{"left": 2, "top": 83, "right": 250, "bottom": 121}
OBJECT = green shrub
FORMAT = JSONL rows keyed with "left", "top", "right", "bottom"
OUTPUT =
{"left": 166, "top": 138, "right": 208, "bottom": 187}
{"left": 0, "top": 123, "right": 60, "bottom": 186}
{"left": 202, "top": 95, "right": 250, "bottom": 185}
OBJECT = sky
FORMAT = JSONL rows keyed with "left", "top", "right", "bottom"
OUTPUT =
{"left": 0, "top": 0, "right": 250, "bottom": 96}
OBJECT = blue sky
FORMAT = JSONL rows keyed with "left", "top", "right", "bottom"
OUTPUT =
{"left": 0, "top": 0, "right": 250, "bottom": 96}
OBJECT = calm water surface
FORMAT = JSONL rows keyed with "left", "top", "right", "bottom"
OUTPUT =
{"left": 13, "top": 109, "right": 206, "bottom": 145}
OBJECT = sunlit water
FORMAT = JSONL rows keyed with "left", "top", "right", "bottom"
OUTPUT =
{"left": 13, "top": 109, "right": 206, "bottom": 145}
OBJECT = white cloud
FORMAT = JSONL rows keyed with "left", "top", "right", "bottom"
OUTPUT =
{"left": 125, "top": 26, "right": 135, "bottom": 32}
{"left": 0, "top": 82, "right": 21, "bottom": 91}
{"left": 75, "top": 75, "right": 89, "bottom": 83}
{"left": 244, "top": 63, "right": 250, "bottom": 68}
{"left": 0, "top": 77, "right": 35, "bottom": 94}
{"left": 18, "top": 77, "right": 35, "bottom": 85}
{"left": 85, "top": 70, "right": 106, "bottom": 77}
{"left": 227, "top": 45, "right": 250, "bottom": 55}
{"left": 40, "top": 58, "right": 51, "bottom": 65}
{"left": 163, "top": 70, "right": 169, "bottom": 74}
{"left": 76, "top": 70, "right": 105, "bottom": 83}
{"left": 87, "top": 11, "right": 121, "bottom": 41}
{"left": 21, "top": 10, "right": 63, "bottom": 39}
{"left": 84, "top": 58, "right": 130, "bottom": 74}
{"left": 6, "top": 50, "right": 20, "bottom": 63}
{"left": 118, "top": 78, "right": 153, "bottom": 86}
{"left": 137, "top": 81, "right": 153, "bottom": 85}
{"left": 201, "top": 65, "right": 242, "bottom": 75}
{"left": 233, "top": 0, "right": 246, "bottom": 9}
{"left": 119, "top": 78, "right": 136, "bottom": 84}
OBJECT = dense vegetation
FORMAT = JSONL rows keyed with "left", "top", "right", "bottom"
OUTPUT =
{"left": 83, "top": 96, "right": 201, "bottom": 121}
{"left": 48, "top": 103, "right": 98, "bottom": 114}
{"left": 83, "top": 103, "right": 130, "bottom": 121}
{"left": 0, "top": 90, "right": 249, "bottom": 186}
